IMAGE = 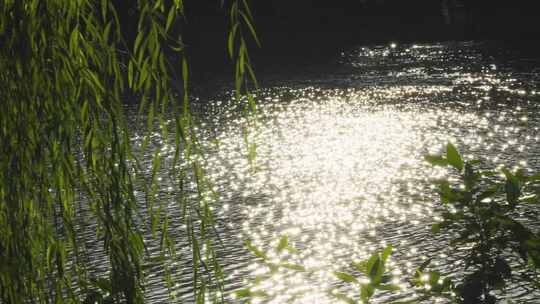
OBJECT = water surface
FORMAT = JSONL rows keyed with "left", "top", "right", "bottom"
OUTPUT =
{"left": 129, "top": 41, "right": 540, "bottom": 303}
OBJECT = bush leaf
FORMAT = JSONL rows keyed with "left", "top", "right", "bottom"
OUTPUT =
{"left": 446, "top": 143, "right": 463, "bottom": 171}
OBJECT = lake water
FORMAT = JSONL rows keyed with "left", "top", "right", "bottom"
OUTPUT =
{"left": 97, "top": 41, "right": 540, "bottom": 303}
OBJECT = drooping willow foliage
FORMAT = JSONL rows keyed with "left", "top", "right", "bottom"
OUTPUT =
{"left": 0, "top": 0, "right": 259, "bottom": 303}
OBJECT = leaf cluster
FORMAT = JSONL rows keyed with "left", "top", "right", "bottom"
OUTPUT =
{"left": 234, "top": 236, "right": 305, "bottom": 301}
{"left": 426, "top": 143, "right": 540, "bottom": 303}
{"left": 332, "top": 245, "right": 399, "bottom": 304}
{"left": 0, "top": 0, "right": 259, "bottom": 303}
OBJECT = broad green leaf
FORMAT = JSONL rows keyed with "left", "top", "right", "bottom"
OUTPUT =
{"left": 446, "top": 143, "right": 463, "bottom": 171}
{"left": 424, "top": 155, "right": 448, "bottom": 166}
{"left": 367, "top": 255, "right": 384, "bottom": 285}
{"left": 360, "top": 283, "right": 374, "bottom": 303}
{"left": 502, "top": 168, "right": 521, "bottom": 205}
{"left": 352, "top": 260, "right": 367, "bottom": 273}
{"left": 464, "top": 163, "right": 479, "bottom": 190}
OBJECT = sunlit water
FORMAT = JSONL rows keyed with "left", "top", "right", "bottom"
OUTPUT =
{"left": 83, "top": 42, "right": 540, "bottom": 303}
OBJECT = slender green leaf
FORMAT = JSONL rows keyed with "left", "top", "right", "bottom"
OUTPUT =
{"left": 165, "top": 7, "right": 176, "bottom": 32}
{"left": 239, "top": 10, "right": 261, "bottom": 46}
{"left": 280, "top": 263, "right": 305, "bottom": 272}
{"left": 334, "top": 271, "right": 359, "bottom": 284}
{"left": 276, "top": 235, "right": 288, "bottom": 252}
{"left": 245, "top": 240, "right": 268, "bottom": 260}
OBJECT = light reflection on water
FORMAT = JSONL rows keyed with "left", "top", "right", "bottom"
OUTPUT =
{"left": 212, "top": 99, "right": 450, "bottom": 303}
{"left": 134, "top": 42, "right": 540, "bottom": 302}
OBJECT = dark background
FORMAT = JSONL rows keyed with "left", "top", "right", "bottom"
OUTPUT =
{"left": 182, "top": 1, "right": 539, "bottom": 56}
{"left": 118, "top": 1, "right": 540, "bottom": 83}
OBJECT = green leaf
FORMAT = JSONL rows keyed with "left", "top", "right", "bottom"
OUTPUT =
{"left": 134, "top": 32, "right": 144, "bottom": 55}
{"left": 280, "top": 263, "right": 305, "bottom": 272}
{"left": 360, "top": 283, "right": 375, "bottom": 302}
{"left": 528, "top": 172, "right": 540, "bottom": 182}
{"left": 436, "top": 180, "right": 461, "bottom": 203}
{"left": 446, "top": 143, "right": 463, "bottom": 171}
{"left": 248, "top": 142, "right": 257, "bottom": 164}
{"left": 332, "top": 292, "right": 355, "bottom": 304}
{"left": 520, "top": 194, "right": 539, "bottom": 204}
{"left": 424, "top": 155, "right": 448, "bottom": 166}
{"left": 101, "top": 0, "right": 107, "bottom": 19}
{"left": 334, "top": 271, "right": 358, "bottom": 284}
{"left": 239, "top": 10, "right": 261, "bottom": 47}
{"left": 86, "top": 71, "right": 105, "bottom": 94}
{"left": 276, "top": 235, "right": 288, "bottom": 252}
{"left": 92, "top": 277, "right": 112, "bottom": 293}
{"left": 464, "top": 163, "right": 479, "bottom": 190}
{"left": 428, "top": 271, "right": 440, "bottom": 286}
{"left": 502, "top": 168, "right": 521, "bottom": 205}
{"left": 174, "top": 0, "right": 184, "bottom": 13}
{"left": 377, "top": 284, "right": 401, "bottom": 291}
{"left": 417, "top": 258, "right": 432, "bottom": 273}
{"left": 468, "top": 159, "right": 482, "bottom": 165}
{"left": 476, "top": 186, "right": 499, "bottom": 203}
{"left": 128, "top": 61, "right": 134, "bottom": 88}
{"left": 246, "top": 63, "right": 259, "bottom": 89}
{"left": 47, "top": 243, "right": 56, "bottom": 269}
{"left": 227, "top": 24, "right": 239, "bottom": 58}
{"left": 381, "top": 245, "right": 392, "bottom": 263}
{"left": 103, "top": 21, "right": 112, "bottom": 41}
{"left": 244, "top": 240, "right": 268, "bottom": 260}
{"left": 238, "top": 41, "right": 246, "bottom": 75}
{"left": 431, "top": 223, "right": 441, "bottom": 234}
{"left": 352, "top": 260, "right": 367, "bottom": 274}
{"left": 367, "top": 255, "right": 384, "bottom": 285}
{"left": 234, "top": 288, "right": 252, "bottom": 298}
{"left": 165, "top": 7, "right": 176, "bottom": 32}
{"left": 182, "top": 56, "right": 189, "bottom": 91}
